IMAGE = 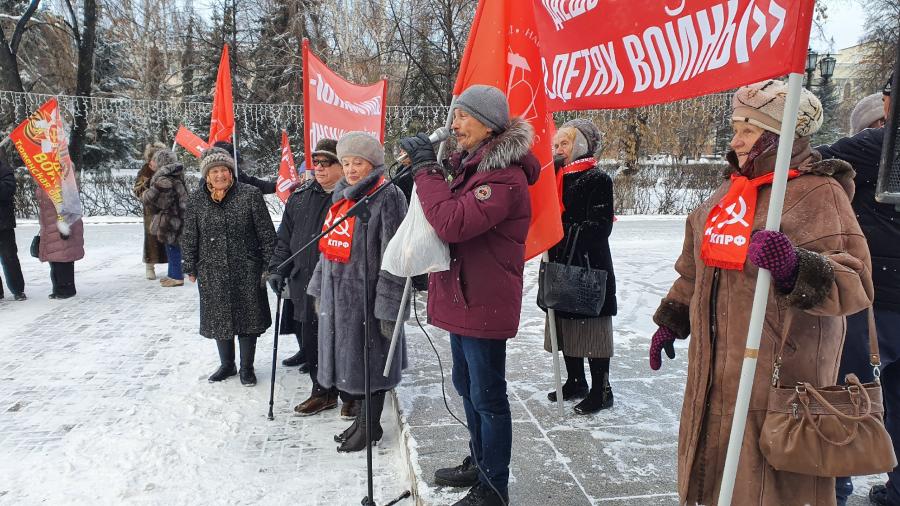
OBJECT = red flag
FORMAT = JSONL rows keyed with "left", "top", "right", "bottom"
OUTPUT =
{"left": 531, "top": 0, "right": 815, "bottom": 110}
{"left": 454, "top": 0, "right": 563, "bottom": 260}
{"left": 10, "top": 98, "right": 83, "bottom": 225}
{"left": 276, "top": 131, "right": 300, "bottom": 203}
{"left": 302, "top": 39, "right": 388, "bottom": 169}
{"left": 209, "top": 44, "right": 235, "bottom": 144}
{"left": 175, "top": 125, "right": 209, "bottom": 158}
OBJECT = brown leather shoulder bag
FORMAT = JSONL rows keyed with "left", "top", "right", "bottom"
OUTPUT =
{"left": 759, "top": 308, "right": 898, "bottom": 477}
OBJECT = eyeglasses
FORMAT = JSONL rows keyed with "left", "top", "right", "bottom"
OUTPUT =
{"left": 312, "top": 159, "right": 335, "bottom": 167}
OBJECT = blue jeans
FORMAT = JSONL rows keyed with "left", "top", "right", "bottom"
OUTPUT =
{"left": 836, "top": 309, "right": 900, "bottom": 504}
{"left": 450, "top": 334, "right": 511, "bottom": 497}
{"left": 165, "top": 244, "right": 183, "bottom": 280}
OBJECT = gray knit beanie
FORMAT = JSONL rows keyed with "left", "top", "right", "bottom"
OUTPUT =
{"left": 336, "top": 132, "right": 384, "bottom": 167}
{"left": 455, "top": 85, "right": 510, "bottom": 133}
{"left": 199, "top": 147, "right": 236, "bottom": 178}
{"left": 850, "top": 93, "right": 885, "bottom": 135}
{"left": 561, "top": 118, "right": 602, "bottom": 158}
{"left": 152, "top": 148, "right": 177, "bottom": 168}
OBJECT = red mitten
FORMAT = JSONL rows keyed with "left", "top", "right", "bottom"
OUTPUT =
{"left": 649, "top": 326, "right": 678, "bottom": 371}
{"left": 747, "top": 230, "right": 799, "bottom": 292}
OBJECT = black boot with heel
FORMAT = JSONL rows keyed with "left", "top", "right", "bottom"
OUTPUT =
{"left": 337, "top": 391, "right": 385, "bottom": 453}
{"left": 548, "top": 355, "right": 589, "bottom": 402}
{"left": 574, "top": 357, "right": 613, "bottom": 415}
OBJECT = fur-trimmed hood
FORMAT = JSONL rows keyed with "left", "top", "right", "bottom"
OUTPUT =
{"left": 453, "top": 117, "right": 539, "bottom": 183}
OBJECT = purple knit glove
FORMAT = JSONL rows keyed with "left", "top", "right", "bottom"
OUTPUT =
{"left": 649, "top": 326, "right": 678, "bottom": 371}
{"left": 747, "top": 230, "right": 799, "bottom": 292}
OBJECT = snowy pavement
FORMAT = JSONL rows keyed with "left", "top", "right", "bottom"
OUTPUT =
{"left": 0, "top": 219, "right": 887, "bottom": 505}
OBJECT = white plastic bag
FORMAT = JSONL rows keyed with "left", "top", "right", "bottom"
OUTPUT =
{"left": 382, "top": 187, "right": 450, "bottom": 277}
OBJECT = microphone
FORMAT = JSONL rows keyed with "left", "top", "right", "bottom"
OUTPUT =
{"left": 396, "top": 127, "right": 451, "bottom": 163}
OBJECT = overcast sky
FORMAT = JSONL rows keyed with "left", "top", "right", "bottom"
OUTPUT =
{"left": 811, "top": 0, "right": 867, "bottom": 53}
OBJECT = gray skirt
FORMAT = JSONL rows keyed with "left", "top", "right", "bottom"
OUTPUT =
{"left": 543, "top": 315, "right": 614, "bottom": 358}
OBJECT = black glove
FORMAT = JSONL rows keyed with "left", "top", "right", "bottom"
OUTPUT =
{"left": 267, "top": 273, "right": 285, "bottom": 294}
{"left": 60, "top": 233, "right": 70, "bottom": 240}
{"left": 398, "top": 134, "right": 437, "bottom": 172}
{"left": 553, "top": 154, "right": 567, "bottom": 170}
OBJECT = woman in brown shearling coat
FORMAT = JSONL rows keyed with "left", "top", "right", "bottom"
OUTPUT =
{"left": 133, "top": 142, "right": 167, "bottom": 279}
{"left": 649, "top": 81, "right": 874, "bottom": 505}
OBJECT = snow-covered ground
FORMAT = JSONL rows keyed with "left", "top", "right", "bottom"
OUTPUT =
{"left": 0, "top": 218, "right": 887, "bottom": 505}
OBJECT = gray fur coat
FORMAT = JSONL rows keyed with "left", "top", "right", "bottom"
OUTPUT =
{"left": 182, "top": 182, "right": 276, "bottom": 340}
{"left": 307, "top": 167, "right": 409, "bottom": 395}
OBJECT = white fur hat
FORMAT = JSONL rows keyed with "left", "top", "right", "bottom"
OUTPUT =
{"left": 732, "top": 80, "right": 823, "bottom": 138}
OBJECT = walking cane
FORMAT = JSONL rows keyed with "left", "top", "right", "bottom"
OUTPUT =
{"left": 267, "top": 291, "right": 283, "bottom": 420}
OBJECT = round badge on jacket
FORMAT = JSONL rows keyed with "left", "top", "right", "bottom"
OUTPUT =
{"left": 474, "top": 184, "right": 492, "bottom": 201}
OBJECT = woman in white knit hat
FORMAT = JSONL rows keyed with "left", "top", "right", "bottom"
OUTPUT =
{"left": 650, "top": 80, "right": 874, "bottom": 505}
{"left": 307, "top": 131, "right": 408, "bottom": 453}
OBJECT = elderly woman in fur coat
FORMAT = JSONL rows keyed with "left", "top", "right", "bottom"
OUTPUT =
{"left": 133, "top": 143, "right": 167, "bottom": 279}
{"left": 139, "top": 148, "right": 189, "bottom": 288}
{"left": 182, "top": 148, "right": 276, "bottom": 387}
{"left": 542, "top": 118, "right": 617, "bottom": 416}
{"left": 649, "top": 80, "right": 874, "bottom": 505}
{"left": 307, "top": 132, "right": 408, "bottom": 453}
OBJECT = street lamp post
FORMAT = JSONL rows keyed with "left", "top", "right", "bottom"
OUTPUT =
{"left": 804, "top": 50, "right": 836, "bottom": 88}
{"left": 805, "top": 49, "right": 819, "bottom": 90}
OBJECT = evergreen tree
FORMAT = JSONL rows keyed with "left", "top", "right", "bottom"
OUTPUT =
{"left": 812, "top": 79, "right": 841, "bottom": 146}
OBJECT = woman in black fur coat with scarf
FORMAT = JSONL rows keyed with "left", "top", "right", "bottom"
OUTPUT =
{"left": 541, "top": 118, "right": 617, "bottom": 415}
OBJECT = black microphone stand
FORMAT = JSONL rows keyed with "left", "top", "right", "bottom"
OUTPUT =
{"left": 268, "top": 161, "right": 412, "bottom": 506}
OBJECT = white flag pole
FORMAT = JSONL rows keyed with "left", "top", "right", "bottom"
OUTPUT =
{"left": 384, "top": 97, "right": 457, "bottom": 377}
{"left": 717, "top": 72, "right": 804, "bottom": 505}
{"left": 544, "top": 252, "right": 565, "bottom": 419}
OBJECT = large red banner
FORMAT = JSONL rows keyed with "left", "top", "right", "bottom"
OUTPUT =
{"left": 531, "top": 0, "right": 815, "bottom": 110}
{"left": 302, "top": 40, "right": 387, "bottom": 168}
{"left": 455, "top": 0, "right": 563, "bottom": 260}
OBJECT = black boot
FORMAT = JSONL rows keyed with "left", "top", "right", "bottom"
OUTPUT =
{"left": 208, "top": 339, "right": 237, "bottom": 382}
{"left": 548, "top": 355, "right": 589, "bottom": 402}
{"left": 282, "top": 335, "right": 307, "bottom": 367}
{"left": 574, "top": 358, "right": 613, "bottom": 415}
{"left": 334, "top": 416, "right": 360, "bottom": 443}
{"left": 434, "top": 455, "right": 479, "bottom": 487}
{"left": 337, "top": 392, "right": 385, "bottom": 452}
{"left": 238, "top": 335, "right": 258, "bottom": 386}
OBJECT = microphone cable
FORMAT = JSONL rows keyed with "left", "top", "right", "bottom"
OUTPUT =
{"left": 410, "top": 288, "right": 509, "bottom": 506}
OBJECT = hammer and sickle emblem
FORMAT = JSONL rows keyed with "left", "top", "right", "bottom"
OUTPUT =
{"left": 332, "top": 219, "right": 351, "bottom": 238}
{"left": 717, "top": 196, "right": 750, "bottom": 229}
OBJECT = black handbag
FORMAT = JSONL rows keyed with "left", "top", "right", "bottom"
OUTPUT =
{"left": 537, "top": 224, "right": 607, "bottom": 317}
{"left": 30, "top": 235, "right": 40, "bottom": 258}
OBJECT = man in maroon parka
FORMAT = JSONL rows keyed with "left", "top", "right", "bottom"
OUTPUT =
{"left": 399, "top": 85, "right": 540, "bottom": 506}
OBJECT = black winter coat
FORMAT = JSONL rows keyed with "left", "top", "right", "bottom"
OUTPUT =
{"left": 0, "top": 158, "right": 15, "bottom": 231}
{"left": 238, "top": 168, "right": 277, "bottom": 194}
{"left": 545, "top": 163, "right": 617, "bottom": 318}
{"left": 817, "top": 128, "right": 900, "bottom": 311}
{"left": 182, "top": 182, "right": 277, "bottom": 340}
{"left": 269, "top": 180, "right": 333, "bottom": 322}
